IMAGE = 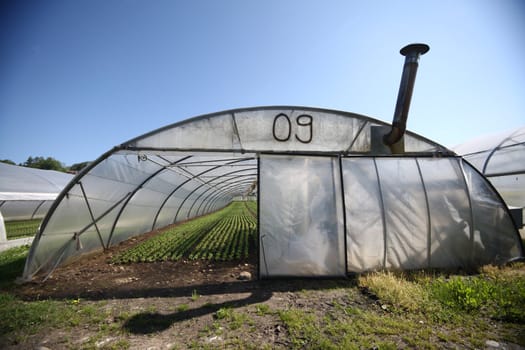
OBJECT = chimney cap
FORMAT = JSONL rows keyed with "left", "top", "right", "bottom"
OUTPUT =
{"left": 400, "top": 43, "right": 430, "bottom": 56}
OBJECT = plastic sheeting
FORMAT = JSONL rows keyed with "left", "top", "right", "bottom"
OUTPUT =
{"left": 259, "top": 155, "right": 522, "bottom": 276}
{"left": 0, "top": 163, "right": 73, "bottom": 221}
{"left": 454, "top": 126, "right": 525, "bottom": 208}
{"left": 23, "top": 152, "right": 257, "bottom": 279}
{"left": 125, "top": 107, "right": 450, "bottom": 155}
{"left": 259, "top": 155, "right": 345, "bottom": 277}
{"left": 21, "top": 107, "right": 524, "bottom": 281}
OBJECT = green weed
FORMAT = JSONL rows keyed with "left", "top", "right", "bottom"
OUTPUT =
{"left": 177, "top": 303, "right": 189, "bottom": 312}
{"left": 191, "top": 289, "right": 200, "bottom": 301}
{"left": 0, "top": 293, "right": 103, "bottom": 340}
{"left": 0, "top": 245, "right": 29, "bottom": 289}
{"left": 358, "top": 271, "right": 437, "bottom": 314}
{"left": 255, "top": 303, "right": 271, "bottom": 316}
{"left": 215, "top": 307, "right": 251, "bottom": 330}
{"left": 429, "top": 264, "right": 525, "bottom": 322}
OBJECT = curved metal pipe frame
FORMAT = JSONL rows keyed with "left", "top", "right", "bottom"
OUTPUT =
{"left": 106, "top": 155, "right": 192, "bottom": 248}
{"left": 188, "top": 177, "right": 256, "bottom": 218}
{"left": 197, "top": 180, "right": 256, "bottom": 216}
{"left": 204, "top": 185, "right": 255, "bottom": 214}
{"left": 173, "top": 168, "right": 257, "bottom": 223}
{"left": 150, "top": 158, "right": 253, "bottom": 230}
{"left": 195, "top": 178, "right": 256, "bottom": 214}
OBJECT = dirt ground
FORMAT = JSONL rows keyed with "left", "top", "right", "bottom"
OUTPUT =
{"left": 9, "top": 231, "right": 366, "bottom": 350}
{"left": 8, "top": 230, "right": 524, "bottom": 349}
{"left": 15, "top": 229, "right": 260, "bottom": 301}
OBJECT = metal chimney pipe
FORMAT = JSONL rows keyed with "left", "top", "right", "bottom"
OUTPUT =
{"left": 383, "top": 43, "right": 430, "bottom": 147}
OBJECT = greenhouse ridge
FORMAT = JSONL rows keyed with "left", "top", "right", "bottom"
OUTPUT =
{"left": 22, "top": 107, "right": 524, "bottom": 281}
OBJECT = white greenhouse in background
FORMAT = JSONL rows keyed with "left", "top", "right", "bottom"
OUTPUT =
{"left": 20, "top": 107, "right": 524, "bottom": 281}
{"left": 454, "top": 126, "right": 525, "bottom": 229}
{"left": 0, "top": 162, "right": 73, "bottom": 221}
{"left": 0, "top": 163, "right": 73, "bottom": 244}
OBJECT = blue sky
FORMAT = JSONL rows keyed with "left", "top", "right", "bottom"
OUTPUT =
{"left": 1, "top": 0, "right": 524, "bottom": 166}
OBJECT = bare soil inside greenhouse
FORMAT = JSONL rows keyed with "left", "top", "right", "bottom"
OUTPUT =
{"left": 15, "top": 228, "right": 262, "bottom": 301}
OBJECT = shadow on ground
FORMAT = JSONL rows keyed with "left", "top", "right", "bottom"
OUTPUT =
{"left": 120, "top": 278, "right": 357, "bottom": 334}
{"left": 12, "top": 277, "right": 357, "bottom": 334}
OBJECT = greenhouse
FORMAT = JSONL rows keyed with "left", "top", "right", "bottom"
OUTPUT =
{"left": 21, "top": 106, "right": 524, "bottom": 281}
{"left": 20, "top": 43, "right": 524, "bottom": 281}
{"left": 0, "top": 162, "right": 73, "bottom": 222}
{"left": 454, "top": 126, "right": 525, "bottom": 212}
{"left": 0, "top": 163, "right": 73, "bottom": 246}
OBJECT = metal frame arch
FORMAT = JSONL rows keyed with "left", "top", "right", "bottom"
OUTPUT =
{"left": 29, "top": 105, "right": 453, "bottom": 247}
{"left": 105, "top": 155, "right": 192, "bottom": 247}
{"left": 204, "top": 185, "right": 255, "bottom": 214}
{"left": 195, "top": 180, "right": 255, "bottom": 217}
{"left": 120, "top": 105, "right": 452, "bottom": 154}
{"left": 203, "top": 183, "right": 255, "bottom": 213}
{"left": 22, "top": 146, "right": 125, "bottom": 280}
{"left": 194, "top": 179, "right": 256, "bottom": 216}
{"left": 460, "top": 158, "right": 525, "bottom": 257}
{"left": 481, "top": 136, "right": 512, "bottom": 175}
{"left": 22, "top": 105, "right": 468, "bottom": 282}
{"left": 481, "top": 128, "right": 525, "bottom": 175}
{"left": 30, "top": 200, "right": 47, "bottom": 220}
{"left": 187, "top": 176, "right": 256, "bottom": 218}
{"left": 150, "top": 157, "right": 253, "bottom": 230}
{"left": 173, "top": 168, "right": 257, "bottom": 222}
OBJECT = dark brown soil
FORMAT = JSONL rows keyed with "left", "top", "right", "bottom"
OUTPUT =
{"left": 14, "top": 227, "right": 261, "bottom": 301}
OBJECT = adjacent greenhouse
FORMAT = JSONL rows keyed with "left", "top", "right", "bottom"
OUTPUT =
{"left": 0, "top": 162, "right": 73, "bottom": 222}
{"left": 21, "top": 107, "right": 524, "bottom": 281}
{"left": 454, "top": 126, "right": 525, "bottom": 209}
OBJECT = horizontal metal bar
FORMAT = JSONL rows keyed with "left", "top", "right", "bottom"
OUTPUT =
{"left": 484, "top": 170, "right": 525, "bottom": 177}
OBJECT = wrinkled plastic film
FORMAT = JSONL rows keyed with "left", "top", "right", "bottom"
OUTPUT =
{"left": 260, "top": 155, "right": 345, "bottom": 277}
{"left": 418, "top": 158, "right": 473, "bottom": 268}
{"left": 375, "top": 159, "right": 428, "bottom": 269}
{"left": 342, "top": 158, "right": 385, "bottom": 272}
{"left": 462, "top": 161, "right": 523, "bottom": 264}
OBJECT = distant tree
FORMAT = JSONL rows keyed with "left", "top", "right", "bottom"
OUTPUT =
{"left": 21, "top": 156, "right": 67, "bottom": 172}
{"left": 69, "top": 161, "right": 91, "bottom": 172}
{"left": 0, "top": 159, "right": 16, "bottom": 165}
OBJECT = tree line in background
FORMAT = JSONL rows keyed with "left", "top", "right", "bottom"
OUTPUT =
{"left": 0, "top": 157, "right": 90, "bottom": 173}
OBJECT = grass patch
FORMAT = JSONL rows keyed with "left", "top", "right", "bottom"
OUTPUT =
{"left": 278, "top": 309, "right": 321, "bottom": 348}
{"left": 277, "top": 307, "right": 423, "bottom": 349}
{"left": 353, "top": 267, "right": 525, "bottom": 346}
{"left": 429, "top": 263, "right": 525, "bottom": 322}
{"left": 0, "top": 245, "right": 29, "bottom": 289}
{"left": 358, "top": 265, "right": 525, "bottom": 324}
{"left": 0, "top": 248, "right": 129, "bottom": 347}
{"left": 215, "top": 307, "right": 252, "bottom": 330}
{"left": 358, "top": 271, "right": 433, "bottom": 313}
{"left": 272, "top": 296, "right": 517, "bottom": 349}
{"left": 4, "top": 219, "right": 41, "bottom": 239}
{"left": 0, "top": 293, "right": 112, "bottom": 345}
{"left": 255, "top": 303, "right": 272, "bottom": 316}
